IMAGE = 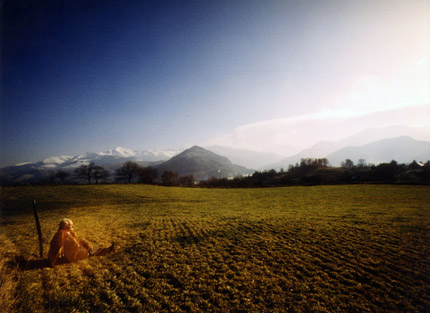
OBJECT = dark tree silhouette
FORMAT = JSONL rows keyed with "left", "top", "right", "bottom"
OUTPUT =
{"left": 342, "top": 159, "right": 354, "bottom": 168}
{"left": 357, "top": 159, "right": 367, "bottom": 168}
{"left": 372, "top": 160, "right": 399, "bottom": 182}
{"left": 319, "top": 158, "right": 329, "bottom": 168}
{"left": 197, "top": 158, "right": 430, "bottom": 188}
{"left": 93, "top": 166, "right": 110, "bottom": 184}
{"left": 55, "top": 169, "right": 70, "bottom": 184}
{"left": 138, "top": 167, "right": 158, "bottom": 184}
{"left": 116, "top": 161, "right": 141, "bottom": 183}
{"left": 74, "top": 162, "right": 95, "bottom": 184}
{"left": 179, "top": 175, "right": 195, "bottom": 187}
{"left": 161, "top": 171, "right": 178, "bottom": 186}
{"left": 408, "top": 160, "right": 421, "bottom": 170}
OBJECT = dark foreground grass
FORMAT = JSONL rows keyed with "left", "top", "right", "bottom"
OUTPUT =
{"left": 1, "top": 184, "right": 429, "bottom": 312}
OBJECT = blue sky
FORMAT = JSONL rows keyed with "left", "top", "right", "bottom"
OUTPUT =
{"left": 1, "top": 0, "right": 429, "bottom": 166}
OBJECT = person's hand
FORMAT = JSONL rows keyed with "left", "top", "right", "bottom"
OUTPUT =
{"left": 82, "top": 241, "right": 93, "bottom": 252}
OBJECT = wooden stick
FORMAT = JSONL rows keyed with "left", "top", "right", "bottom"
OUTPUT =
{"left": 32, "top": 200, "right": 43, "bottom": 258}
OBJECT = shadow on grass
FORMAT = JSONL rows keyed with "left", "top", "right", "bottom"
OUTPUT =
{"left": 5, "top": 256, "right": 71, "bottom": 271}
{"left": 172, "top": 228, "right": 248, "bottom": 248}
{"left": 175, "top": 235, "right": 203, "bottom": 247}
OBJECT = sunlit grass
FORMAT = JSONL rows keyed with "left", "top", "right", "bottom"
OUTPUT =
{"left": 1, "top": 184, "right": 429, "bottom": 312}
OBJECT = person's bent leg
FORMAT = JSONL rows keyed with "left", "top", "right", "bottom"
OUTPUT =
{"left": 90, "top": 243, "right": 115, "bottom": 257}
{"left": 76, "top": 248, "right": 90, "bottom": 261}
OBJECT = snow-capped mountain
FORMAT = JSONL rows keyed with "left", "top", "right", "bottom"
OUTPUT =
{"left": 40, "top": 156, "right": 74, "bottom": 168}
{"left": 0, "top": 147, "right": 180, "bottom": 184}
{"left": 135, "top": 149, "right": 179, "bottom": 162}
{"left": 36, "top": 147, "right": 179, "bottom": 169}
{"left": 100, "top": 147, "right": 136, "bottom": 158}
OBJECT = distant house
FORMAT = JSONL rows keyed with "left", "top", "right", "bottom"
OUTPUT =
{"left": 408, "top": 160, "right": 424, "bottom": 170}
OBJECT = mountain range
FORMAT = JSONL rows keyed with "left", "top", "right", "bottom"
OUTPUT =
{"left": 0, "top": 146, "right": 253, "bottom": 184}
{"left": 326, "top": 136, "right": 430, "bottom": 167}
{"left": 265, "top": 136, "right": 430, "bottom": 170}
{"left": 1, "top": 126, "right": 429, "bottom": 184}
{"left": 264, "top": 126, "right": 430, "bottom": 169}
{"left": 0, "top": 147, "right": 177, "bottom": 184}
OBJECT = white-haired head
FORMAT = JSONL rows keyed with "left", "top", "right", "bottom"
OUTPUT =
{"left": 59, "top": 218, "right": 73, "bottom": 230}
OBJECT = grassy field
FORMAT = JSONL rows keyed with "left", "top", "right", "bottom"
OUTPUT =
{"left": 0, "top": 184, "right": 429, "bottom": 312}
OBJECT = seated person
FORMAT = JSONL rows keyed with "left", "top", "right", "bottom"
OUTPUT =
{"left": 48, "top": 218, "right": 114, "bottom": 267}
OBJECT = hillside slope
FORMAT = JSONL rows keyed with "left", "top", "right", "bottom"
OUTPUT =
{"left": 155, "top": 146, "right": 252, "bottom": 181}
{"left": 327, "top": 136, "right": 430, "bottom": 166}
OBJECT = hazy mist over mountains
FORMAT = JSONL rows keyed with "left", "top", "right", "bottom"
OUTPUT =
{"left": 264, "top": 125, "right": 430, "bottom": 170}
{"left": 327, "top": 136, "right": 430, "bottom": 167}
{"left": 207, "top": 146, "right": 284, "bottom": 170}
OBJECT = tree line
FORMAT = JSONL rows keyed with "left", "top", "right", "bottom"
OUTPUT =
{"left": 198, "top": 158, "right": 430, "bottom": 188}
{"left": 53, "top": 161, "right": 195, "bottom": 187}
{"left": 45, "top": 158, "right": 430, "bottom": 187}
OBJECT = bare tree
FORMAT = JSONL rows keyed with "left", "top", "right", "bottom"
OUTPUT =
{"left": 93, "top": 166, "right": 110, "bottom": 184}
{"left": 161, "top": 171, "right": 178, "bottom": 186}
{"left": 138, "top": 167, "right": 158, "bottom": 184}
{"left": 55, "top": 169, "right": 70, "bottom": 184}
{"left": 74, "top": 162, "right": 95, "bottom": 184}
{"left": 179, "top": 175, "right": 195, "bottom": 187}
{"left": 116, "top": 161, "right": 141, "bottom": 183}
{"left": 320, "top": 158, "right": 329, "bottom": 168}
{"left": 341, "top": 159, "right": 354, "bottom": 168}
{"left": 357, "top": 159, "right": 367, "bottom": 168}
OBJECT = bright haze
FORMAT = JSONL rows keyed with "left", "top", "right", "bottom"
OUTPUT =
{"left": 1, "top": 0, "right": 429, "bottom": 167}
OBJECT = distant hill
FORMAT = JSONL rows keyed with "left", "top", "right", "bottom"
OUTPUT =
{"left": 264, "top": 126, "right": 430, "bottom": 170}
{"left": 154, "top": 146, "right": 252, "bottom": 181}
{"left": 0, "top": 165, "right": 50, "bottom": 185}
{"left": 327, "top": 136, "right": 430, "bottom": 166}
{"left": 207, "top": 145, "right": 284, "bottom": 170}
